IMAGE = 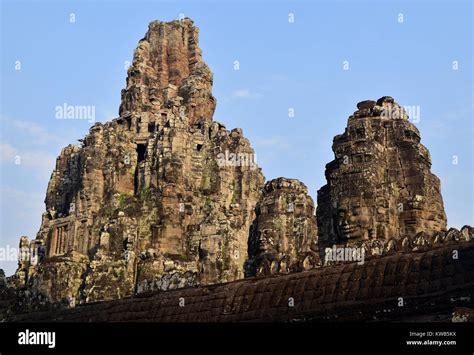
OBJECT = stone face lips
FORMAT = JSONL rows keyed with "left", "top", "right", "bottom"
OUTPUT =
{"left": 317, "top": 96, "right": 447, "bottom": 249}
{"left": 246, "top": 178, "right": 319, "bottom": 277}
{"left": 16, "top": 18, "right": 265, "bottom": 305}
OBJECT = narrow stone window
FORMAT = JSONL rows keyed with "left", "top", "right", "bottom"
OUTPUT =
{"left": 137, "top": 144, "right": 146, "bottom": 163}
{"left": 52, "top": 225, "right": 67, "bottom": 255}
{"left": 137, "top": 118, "right": 142, "bottom": 133}
{"left": 355, "top": 128, "right": 365, "bottom": 139}
{"left": 148, "top": 122, "right": 156, "bottom": 133}
{"left": 151, "top": 225, "right": 159, "bottom": 244}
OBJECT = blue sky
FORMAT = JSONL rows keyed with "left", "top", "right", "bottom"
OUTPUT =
{"left": 1, "top": 0, "right": 472, "bottom": 275}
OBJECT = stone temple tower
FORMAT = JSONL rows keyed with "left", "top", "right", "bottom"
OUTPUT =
{"left": 317, "top": 97, "right": 447, "bottom": 249}
{"left": 15, "top": 19, "right": 265, "bottom": 305}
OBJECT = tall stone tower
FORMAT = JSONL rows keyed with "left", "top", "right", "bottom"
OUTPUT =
{"left": 15, "top": 19, "right": 264, "bottom": 305}
{"left": 317, "top": 97, "right": 447, "bottom": 249}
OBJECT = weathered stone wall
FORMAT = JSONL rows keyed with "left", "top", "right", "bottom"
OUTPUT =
{"left": 317, "top": 97, "right": 447, "bottom": 250}
{"left": 5, "top": 241, "right": 474, "bottom": 322}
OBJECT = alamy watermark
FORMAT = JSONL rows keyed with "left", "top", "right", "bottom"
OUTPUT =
{"left": 0, "top": 245, "right": 19, "bottom": 261}
{"left": 325, "top": 246, "right": 365, "bottom": 265}
{"left": 217, "top": 150, "right": 257, "bottom": 170}
{"left": 55, "top": 103, "right": 95, "bottom": 123}
{"left": 18, "top": 329, "right": 56, "bottom": 349}
{"left": 381, "top": 105, "right": 421, "bottom": 123}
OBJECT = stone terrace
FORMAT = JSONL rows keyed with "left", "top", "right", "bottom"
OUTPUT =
{"left": 9, "top": 241, "right": 474, "bottom": 322}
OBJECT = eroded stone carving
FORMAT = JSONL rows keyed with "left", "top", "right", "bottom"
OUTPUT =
{"left": 246, "top": 178, "right": 319, "bottom": 276}
{"left": 317, "top": 97, "right": 447, "bottom": 250}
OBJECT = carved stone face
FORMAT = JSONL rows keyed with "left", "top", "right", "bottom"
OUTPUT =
{"left": 258, "top": 230, "right": 274, "bottom": 253}
{"left": 336, "top": 205, "right": 371, "bottom": 241}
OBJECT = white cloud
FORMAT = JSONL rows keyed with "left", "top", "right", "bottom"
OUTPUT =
{"left": 0, "top": 186, "right": 44, "bottom": 212}
{"left": 254, "top": 136, "right": 291, "bottom": 150}
{"left": 0, "top": 116, "right": 61, "bottom": 145}
{"left": 0, "top": 142, "right": 56, "bottom": 179}
{"left": 231, "top": 89, "right": 262, "bottom": 99}
{"left": 0, "top": 142, "right": 17, "bottom": 161}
